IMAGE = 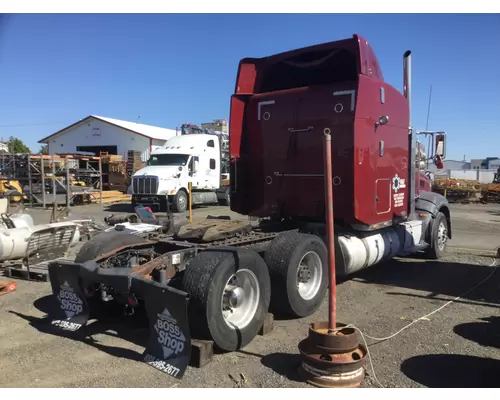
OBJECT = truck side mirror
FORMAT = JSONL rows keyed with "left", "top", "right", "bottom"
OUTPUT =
{"left": 194, "top": 161, "right": 199, "bottom": 173}
{"left": 435, "top": 133, "right": 446, "bottom": 160}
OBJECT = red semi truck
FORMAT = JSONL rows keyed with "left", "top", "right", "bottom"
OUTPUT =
{"left": 44, "top": 34, "right": 451, "bottom": 379}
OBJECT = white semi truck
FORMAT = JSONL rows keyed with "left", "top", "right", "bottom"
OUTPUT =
{"left": 129, "top": 133, "right": 230, "bottom": 213}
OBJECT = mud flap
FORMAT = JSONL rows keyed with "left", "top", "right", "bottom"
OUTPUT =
{"left": 132, "top": 277, "right": 191, "bottom": 380}
{"left": 48, "top": 261, "right": 91, "bottom": 331}
{"left": 46, "top": 261, "right": 192, "bottom": 380}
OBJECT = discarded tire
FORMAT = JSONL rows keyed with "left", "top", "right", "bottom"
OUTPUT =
{"left": 182, "top": 247, "right": 271, "bottom": 351}
{"left": 264, "top": 231, "right": 328, "bottom": 318}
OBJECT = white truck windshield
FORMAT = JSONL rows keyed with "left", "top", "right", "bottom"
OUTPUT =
{"left": 147, "top": 154, "right": 190, "bottom": 166}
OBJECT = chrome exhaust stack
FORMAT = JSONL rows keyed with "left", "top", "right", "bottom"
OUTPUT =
{"left": 403, "top": 50, "right": 416, "bottom": 218}
{"left": 403, "top": 50, "right": 412, "bottom": 128}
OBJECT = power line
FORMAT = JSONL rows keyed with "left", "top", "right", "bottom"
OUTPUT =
{"left": 0, "top": 120, "right": 70, "bottom": 128}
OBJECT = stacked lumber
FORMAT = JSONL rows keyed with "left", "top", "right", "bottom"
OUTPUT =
{"left": 90, "top": 190, "right": 131, "bottom": 204}
{"left": 100, "top": 153, "right": 128, "bottom": 192}
{"left": 99, "top": 152, "right": 123, "bottom": 163}
{"left": 433, "top": 178, "right": 482, "bottom": 203}
{"left": 126, "top": 151, "right": 144, "bottom": 188}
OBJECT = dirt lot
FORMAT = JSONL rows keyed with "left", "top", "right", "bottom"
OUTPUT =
{"left": 0, "top": 203, "right": 499, "bottom": 388}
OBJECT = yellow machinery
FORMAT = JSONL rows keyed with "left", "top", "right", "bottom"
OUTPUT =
{"left": 0, "top": 180, "right": 27, "bottom": 203}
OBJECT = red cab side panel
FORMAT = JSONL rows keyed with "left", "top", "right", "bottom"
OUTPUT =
{"left": 353, "top": 75, "right": 409, "bottom": 226}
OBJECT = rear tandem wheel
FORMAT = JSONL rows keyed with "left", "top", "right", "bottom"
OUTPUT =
{"left": 181, "top": 247, "right": 271, "bottom": 351}
{"left": 264, "top": 231, "right": 328, "bottom": 318}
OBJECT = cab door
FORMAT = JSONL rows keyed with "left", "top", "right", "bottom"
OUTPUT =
{"left": 188, "top": 156, "right": 201, "bottom": 188}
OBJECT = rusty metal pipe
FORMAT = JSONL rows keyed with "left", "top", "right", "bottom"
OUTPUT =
{"left": 323, "top": 128, "right": 336, "bottom": 333}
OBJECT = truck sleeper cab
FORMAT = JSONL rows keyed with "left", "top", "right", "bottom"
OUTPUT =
{"left": 229, "top": 34, "right": 451, "bottom": 266}
{"left": 44, "top": 35, "right": 452, "bottom": 375}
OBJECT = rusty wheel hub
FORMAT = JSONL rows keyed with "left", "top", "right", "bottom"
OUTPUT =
{"left": 297, "top": 321, "right": 367, "bottom": 388}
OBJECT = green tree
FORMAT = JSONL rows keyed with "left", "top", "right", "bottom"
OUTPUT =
{"left": 38, "top": 145, "right": 48, "bottom": 155}
{"left": 7, "top": 136, "right": 31, "bottom": 154}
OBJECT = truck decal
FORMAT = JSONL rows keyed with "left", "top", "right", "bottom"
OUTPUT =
{"left": 51, "top": 280, "right": 85, "bottom": 331}
{"left": 392, "top": 173, "right": 406, "bottom": 207}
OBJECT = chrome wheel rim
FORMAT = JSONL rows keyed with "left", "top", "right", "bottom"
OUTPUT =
{"left": 437, "top": 221, "right": 448, "bottom": 251}
{"left": 178, "top": 194, "right": 186, "bottom": 210}
{"left": 296, "top": 251, "right": 323, "bottom": 300}
{"left": 221, "top": 269, "right": 260, "bottom": 330}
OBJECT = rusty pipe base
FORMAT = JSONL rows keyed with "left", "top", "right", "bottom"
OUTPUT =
{"left": 297, "top": 321, "right": 367, "bottom": 388}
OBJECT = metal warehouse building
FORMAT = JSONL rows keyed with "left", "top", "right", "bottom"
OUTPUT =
{"left": 38, "top": 115, "right": 178, "bottom": 162}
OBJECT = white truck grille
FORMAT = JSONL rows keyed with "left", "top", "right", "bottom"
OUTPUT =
{"left": 132, "top": 176, "right": 159, "bottom": 194}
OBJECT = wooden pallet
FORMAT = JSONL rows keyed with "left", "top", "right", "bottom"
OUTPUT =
{"left": 4, "top": 258, "right": 72, "bottom": 282}
{"left": 100, "top": 195, "right": 131, "bottom": 204}
{"left": 6, "top": 266, "right": 49, "bottom": 282}
{"left": 126, "top": 151, "right": 144, "bottom": 187}
{"left": 90, "top": 190, "right": 126, "bottom": 200}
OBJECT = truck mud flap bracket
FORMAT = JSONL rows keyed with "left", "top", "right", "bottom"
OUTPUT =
{"left": 47, "top": 261, "right": 192, "bottom": 380}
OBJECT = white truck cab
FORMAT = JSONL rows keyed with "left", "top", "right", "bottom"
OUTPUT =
{"left": 129, "top": 133, "right": 230, "bottom": 213}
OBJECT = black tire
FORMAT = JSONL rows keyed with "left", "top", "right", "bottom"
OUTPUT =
{"left": 264, "top": 231, "right": 328, "bottom": 318}
{"left": 425, "top": 211, "right": 448, "bottom": 259}
{"left": 172, "top": 190, "right": 188, "bottom": 213}
{"left": 181, "top": 247, "right": 271, "bottom": 351}
{"left": 74, "top": 231, "right": 150, "bottom": 263}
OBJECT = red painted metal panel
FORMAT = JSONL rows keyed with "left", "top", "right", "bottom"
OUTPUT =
{"left": 236, "top": 61, "right": 257, "bottom": 95}
{"left": 229, "top": 95, "right": 246, "bottom": 159}
{"left": 376, "top": 178, "right": 392, "bottom": 215}
{"left": 353, "top": 75, "right": 409, "bottom": 225}
{"left": 356, "top": 35, "right": 384, "bottom": 81}
{"left": 248, "top": 83, "right": 356, "bottom": 220}
{"left": 229, "top": 34, "right": 412, "bottom": 229}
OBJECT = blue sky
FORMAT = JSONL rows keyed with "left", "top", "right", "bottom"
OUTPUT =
{"left": 0, "top": 13, "right": 498, "bottom": 160}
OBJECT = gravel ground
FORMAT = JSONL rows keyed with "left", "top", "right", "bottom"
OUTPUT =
{"left": 0, "top": 203, "right": 499, "bottom": 388}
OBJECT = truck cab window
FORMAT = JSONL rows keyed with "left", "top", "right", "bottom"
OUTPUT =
{"left": 147, "top": 154, "right": 189, "bottom": 166}
{"left": 210, "top": 159, "right": 216, "bottom": 169}
{"left": 207, "top": 140, "right": 215, "bottom": 147}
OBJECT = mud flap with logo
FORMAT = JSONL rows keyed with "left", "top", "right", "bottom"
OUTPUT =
{"left": 132, "top": 277, "right": 191, "bottom": 380}
{"left": 48, "top": 261, "right": 90, "bottom": 331}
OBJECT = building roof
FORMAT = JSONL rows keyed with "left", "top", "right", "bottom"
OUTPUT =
{"left": 38, "top": 114, "right": 178, "bottom": 143}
